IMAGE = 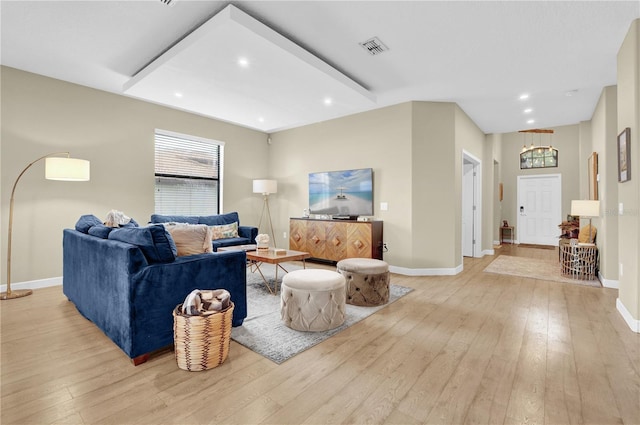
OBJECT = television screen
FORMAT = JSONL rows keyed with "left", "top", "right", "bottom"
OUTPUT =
{"left": 308, "top": 168, "right": 373, "bottom": 217}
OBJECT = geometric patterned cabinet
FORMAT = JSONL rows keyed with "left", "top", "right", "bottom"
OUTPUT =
{"left": 289, "top": 218, "right": 383, "bottom": 262}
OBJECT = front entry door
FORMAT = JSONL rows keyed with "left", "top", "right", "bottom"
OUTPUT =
{"left": 517, "top": 174, "right": 561, "bottom": 246}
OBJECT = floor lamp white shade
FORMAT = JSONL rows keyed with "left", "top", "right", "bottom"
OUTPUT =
{"left": 253, "top": 179, "right": 277, "bottom": 248}
{"left": 253, "top": 179, "right": 277, "bottom": 195}
{"left": 3, "top": 152, "right": 90, "bottom": 300}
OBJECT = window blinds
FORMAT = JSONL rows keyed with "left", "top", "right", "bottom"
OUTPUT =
{"left": 154, "top": 131, "right": 221, "bottom": 215}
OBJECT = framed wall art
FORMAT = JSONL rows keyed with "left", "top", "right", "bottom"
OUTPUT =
{"left": 618, "top": 127, "right": 631, "bottom": 183}
{"left": 588, "top": 152, "right": 598, "bottom": 200}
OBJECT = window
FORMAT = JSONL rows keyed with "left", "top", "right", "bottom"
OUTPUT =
{"left": 154, "top": 130, "right": 223, "bottom": 215}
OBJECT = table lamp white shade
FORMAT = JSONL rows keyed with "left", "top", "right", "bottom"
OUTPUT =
{"left": 45, "top": 157, "right": 91, "bottom": 181}
{"left": 571, "top": 200, "right": 600, "bottom": 217}
{"left": 253, "top": 179, "right": 277, "bottom": 195}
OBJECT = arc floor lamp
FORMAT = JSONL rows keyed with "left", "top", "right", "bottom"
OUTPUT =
{"left": 2, "top": 152, "right": 90, "bottom": 300}
{"left": 253, "top": 179, "right": 277, "bottom": 248}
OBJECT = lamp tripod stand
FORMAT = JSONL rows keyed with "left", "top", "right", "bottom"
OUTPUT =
{"left": 2, "top": 152, "right": 90, "bottom": 300}
{"left": 257, "top": 193, "right": 276, "bottom": 248}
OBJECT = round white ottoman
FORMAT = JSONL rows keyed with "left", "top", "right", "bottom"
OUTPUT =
{"left": 336, "top": 258, "right": 390, "bottom": 306}
{"left": 280, "top": 269, "right": 346, "bottom": 332}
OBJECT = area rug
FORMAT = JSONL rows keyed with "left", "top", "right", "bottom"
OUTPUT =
{"left": 231, "top": 263, "right": 413, "bottom": 364}
{"left": 483, "top": 255, "right": 601, "bottom": 287}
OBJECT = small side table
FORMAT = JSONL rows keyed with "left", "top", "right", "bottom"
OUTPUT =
{"left": 560, "top": 243, "right": 597, "bottom": 280}
{"left": 500, "top": 226, "right": 514, "bottom": 244}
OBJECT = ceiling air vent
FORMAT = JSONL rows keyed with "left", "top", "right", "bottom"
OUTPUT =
{"left": 359, "top": 37, "right": 388, "bottom": 56}
{"left": 159, "top": 0, "right": 178, "bottom": 6}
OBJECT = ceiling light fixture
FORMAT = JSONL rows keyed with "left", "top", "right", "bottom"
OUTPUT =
{"left": 519, "top": 129, "right": 558, "bottom": 169}
{"left": 524, "top": 108, "right": 533, "bottom": 113}
{"left": 174, "top": 92, "right": 183, "bottom": 98}
{"left": 519, "top": 93, "right": 530, "bottom": 100}
{"left": 238, "top": 57, "right": 249, "bottom": 68}
{"left": 527, "top": 119, "right": 535, "bottom": 124}
{"left": 324, "top": 98, "right": 333, "bottom": 106}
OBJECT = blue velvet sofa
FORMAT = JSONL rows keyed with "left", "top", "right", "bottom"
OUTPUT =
{"left": 150, "top": 211, "right": 258, "bottom": 251}
{"left": 62, "top": 215, "right": 248, "bottom": 365}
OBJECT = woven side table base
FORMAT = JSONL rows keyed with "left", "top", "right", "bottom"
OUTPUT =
{"left": 337, "top": 258, "right": 390, "bottom": 306}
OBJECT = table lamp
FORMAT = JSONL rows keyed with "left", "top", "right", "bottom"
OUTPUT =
{"left": 570, "top": 200, "right": 600, "bottom": 245}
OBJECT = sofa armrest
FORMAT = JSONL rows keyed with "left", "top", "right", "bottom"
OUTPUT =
{"left": 239, "top": 225, "right": 258, "bottom": 242}
{"left": 130, "top": 250, "right": 247, "bottom": 357}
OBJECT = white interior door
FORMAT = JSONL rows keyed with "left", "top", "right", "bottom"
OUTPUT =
{"left": 517, "top": 174, "right": 561, "bottom": 245}
{"left": 462, "top": 161, "right": 475, "bottom": 257}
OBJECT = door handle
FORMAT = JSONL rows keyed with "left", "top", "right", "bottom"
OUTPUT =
{"left": 520, "top": 206, "right": 525, "bottom": 215}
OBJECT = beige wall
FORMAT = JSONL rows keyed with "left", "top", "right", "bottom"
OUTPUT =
{"left": 1, "top": 66, "right": 268, "bottom": 284}
{"left": 616, "top": 19, "right": 640, "bottom": 324}
{"left": 269, "top": 102, "right": 414, "bottom": 267}
{"left": 486, "top": 134, "right": 503, "bottom": 243}
{"left": 499, "top": 124, "right": 581, "bottom": 241}
{"left": 590, "top": 86, "right": 619, "bottom": 284}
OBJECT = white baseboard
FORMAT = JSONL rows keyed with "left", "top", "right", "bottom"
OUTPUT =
{"left": 482, "top": 249, "right": 495, "bottom": 256}
{"left": 599, "top": 272, "right": 619, "bottom": 289}
{"left": 1, "top": 276, "right": 62, "bottom": 293}
{"left": 389, "top": 263, "right": 463, "bottom": 276}
{"left": 616, "top": 298, "right": 640, "bottom": 333}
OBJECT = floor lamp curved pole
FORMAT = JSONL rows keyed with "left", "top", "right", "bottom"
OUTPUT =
{"left": 2, "top": 152, "right": 90, "bottom": 300}
{"left": 253, "top": 179, "right": 277, "bottom": 248}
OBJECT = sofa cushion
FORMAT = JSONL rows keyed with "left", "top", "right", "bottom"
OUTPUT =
{"left": 210, "top": 222, "right": 239, "bottom": 240}
{"left": 198, "top": 212, "right": 240, "bottom": 227}
{"left": 88, "top": 224, "right": 114, "bottom": 239}
{"left": 109, "top": 225, "right": 177, "bottom": 263}
{"left": 75, "top": 215, "right": 102, "bottom": 233}
{"left": 212, "top": 237, "right": 252, "bottom": 250}
{"left": 150, "top": 214, "right": 199, "bottom": 225}
{"left": 163, "top": 223, "right": 213, "bottom": 256}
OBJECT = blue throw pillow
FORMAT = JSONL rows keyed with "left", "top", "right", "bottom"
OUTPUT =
{"left": 75, "top": 215, "right": 102, "bottom": 234}
{"left": 198, "top": 212, "right": 240, "bottom": 226}
{"left": 108, "top": 225, "right": 177, "bottom": 263}
{"left": 88, "top": 224, "right": 113, "bottom": 239}
{"left": 150, "top": 214, "right": 198, "bottom": 224}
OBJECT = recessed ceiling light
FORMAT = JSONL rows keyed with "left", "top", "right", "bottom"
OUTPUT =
{"left": 324, "top": 97, "right": 333, "bottom": 106}
{"left": 565, "top": 89, "right": 578, "bottom": 97}
{"left": 524, "top": 108, "right": 533, "bottom": 113}
{"left": 258, "top": 117, "right": 265, "bottom": 123}
{"left": 527, "top": 119, "right": 535, "bottom": 124}
{"left": 238, "top": 57, "right": 249, "bottom": 68}
{"left": 519, "top": 93, "right": 530, "bottom": 100}
{"left": 174, "top": 92, "right": 183, "bottom": 98}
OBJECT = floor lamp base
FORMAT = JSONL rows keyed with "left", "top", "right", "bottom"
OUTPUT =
{"left": 0, "top": 289, "right": 33, "bottom": 300}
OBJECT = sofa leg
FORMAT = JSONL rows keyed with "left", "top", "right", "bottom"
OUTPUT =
{"left": 132, "top": 353, "right": 150, "bottom": 366}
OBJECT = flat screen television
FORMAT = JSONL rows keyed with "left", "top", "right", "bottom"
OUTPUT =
{"left": 308, "top": 168, "right": 373, "bottom": 218}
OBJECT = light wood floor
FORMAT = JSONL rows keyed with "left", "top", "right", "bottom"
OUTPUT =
{"left": 2, "top": 245, "right": 639, "bottom": 424}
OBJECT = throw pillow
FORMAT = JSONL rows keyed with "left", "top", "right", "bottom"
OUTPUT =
{"left": 75, "top": 214, "right": 102, "bottom": 233}
{"left": 578, "top": 224, "right": 597, "bottom": 243}
{"left": 198, "top": 212, "right": 240, "bottom": 226}
{"left": 210, "top": 222, "right": 239, "bottom": 240}
{"left": 108, "top": 225, "right": 177, "bottom": 263}
{"left": 88, "top": 224, "right": 113, "bottom": 239}
{"left": 163, "top": 223, "right": 214, "bottom": 256}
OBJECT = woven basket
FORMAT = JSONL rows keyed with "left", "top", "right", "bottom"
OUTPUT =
{"left": 173, "top": 302, "right": 234, "bottom": 371}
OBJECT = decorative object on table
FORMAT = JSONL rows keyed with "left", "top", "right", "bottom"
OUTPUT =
{"left": 571, "top": 200, "right": 600, "bottom": 244}
{"left": 253, "top": 179, "right": 277, "bottom": 248}
{"left": 588, "top": 152, "right": 599, "bottom": 200}
{"left": 502, "top": 220, "right": 509, "bottom": 227}
{"left": 255, "top": 233, "right": 270, "bottom": 251}
{"left": 617, "top": 127, "right": 631, "bottom": 182}
{"left": 558, "top": 217, "right": 580, "bottom": 239}
{"left": 232, "top": 262, "right": 414, "bottom": 363}
{"left": 3, "top": 152, "right": 90, "bottom": 300}
{"left": 173, "top": 298, "right": 234, "bottom": 371}
{"left": 519, "top": 129, "right": 558, "bottom": 169}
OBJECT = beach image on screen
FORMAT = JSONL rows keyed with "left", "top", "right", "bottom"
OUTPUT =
{"left": 309, "top": 168, "right": 373, "bottom": 216}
